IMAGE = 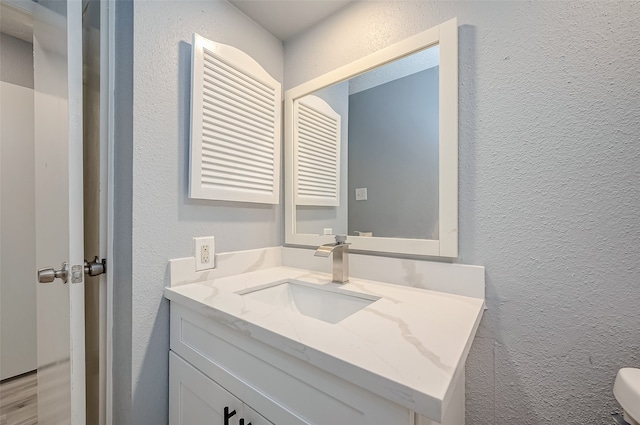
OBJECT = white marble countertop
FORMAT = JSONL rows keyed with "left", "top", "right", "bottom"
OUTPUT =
{"left": 164, "top": 266, "right": 484, "bottom": 421}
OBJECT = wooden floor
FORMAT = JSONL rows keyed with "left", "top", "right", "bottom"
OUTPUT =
{"left": 0, "top": 372, "right": 37, "bottom": 425}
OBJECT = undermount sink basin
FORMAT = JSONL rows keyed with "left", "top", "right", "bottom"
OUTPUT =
{"left": 236, "top": 279, "right": 380, "bottom": 324}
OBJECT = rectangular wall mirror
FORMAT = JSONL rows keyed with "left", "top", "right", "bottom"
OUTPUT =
{"left": 285, "top": 18, "right": 458, "bottom": 258}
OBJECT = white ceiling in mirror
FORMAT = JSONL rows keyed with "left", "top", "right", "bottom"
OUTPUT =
{"left": 228, "top": 0, "right": 353, "bottom": 41}
{"left": 0, "top": 1, "right": 34, "bottom": 42}
{"left": 349, "top": 45, "right": 440, "bottom": 95}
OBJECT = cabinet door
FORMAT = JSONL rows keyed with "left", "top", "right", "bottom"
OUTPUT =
{"left": 170, "top": 352, "right": 243, "bottom": 425}
{"left": 243, "top": 404, "right": 274, "bottom": 425}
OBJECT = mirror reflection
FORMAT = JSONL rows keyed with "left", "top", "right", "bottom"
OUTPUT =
{"left": 295, "top": 44, "right": 440, "bottom": 240}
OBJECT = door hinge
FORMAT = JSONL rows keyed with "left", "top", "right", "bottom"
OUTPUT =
{"left": 84, "top": 256, "right": 107, "bottom": 277}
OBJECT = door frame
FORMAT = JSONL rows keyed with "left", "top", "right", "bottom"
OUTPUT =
{"left": 68, "top": 2, "right": 86, "bottom": 423}
{"left": 103, "top": 0, "right": 116, "bottom": 424}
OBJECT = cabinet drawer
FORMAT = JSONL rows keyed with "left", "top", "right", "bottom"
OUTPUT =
{"left": 170, "top": 303, "right": 413, "bottom": 425}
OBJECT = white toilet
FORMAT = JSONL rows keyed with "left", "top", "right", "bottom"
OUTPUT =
{"left": 614, "top": 368, "right": 640, "bottom": 425}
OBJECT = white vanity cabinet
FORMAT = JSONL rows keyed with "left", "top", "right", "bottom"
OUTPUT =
{"left": 165, "top": 264, "right": 484, "bottom": 425}
{"left": 168, "top": 303, "right": 420, "bottom": 425}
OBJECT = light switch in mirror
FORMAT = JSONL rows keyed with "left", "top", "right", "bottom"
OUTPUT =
{"left": 285, "top": 18, "right": 458, "bottom": 258}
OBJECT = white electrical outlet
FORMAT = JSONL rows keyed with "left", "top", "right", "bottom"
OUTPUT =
{"left": 194, "top": 236, "right": 215, "bottom": 271}
{"left": 201, "top": 245, "right": 210, "bottom": 263}
{"left": 323, "top": 228, "right": 333, "bottom": 235}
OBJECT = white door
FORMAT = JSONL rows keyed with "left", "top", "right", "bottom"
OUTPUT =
{"left": 32, "top": 0, "right": 86, "bottom": 424}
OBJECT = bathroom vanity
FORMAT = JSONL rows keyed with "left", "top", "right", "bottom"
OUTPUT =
{"left": 165, "top": 253, "right": 484, "bottom": 425}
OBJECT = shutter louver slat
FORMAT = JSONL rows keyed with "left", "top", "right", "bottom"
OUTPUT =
{"left": 201, "top": 125, "right": 274, "bottom": 153}
{"left": 202, "top": 151, "right": 274, "bottom": 175}
{"left": 203, "top": 48, "right": 274, "bottom": 102}
{"left": 201, "top": 140, "right": 273, "bottom": 166}
{"left": 201, "top": 161, "right": 273, "bottom": 184}
{"left": 298, "top": 158, "right": 337, "bottom": 176}
{"left": 299, "top": 108, "right": 337, "bottom": 133}
{"left": 202, "top": 110, "right": 274, "bottom": 140}
{"left": 298, "top": 160, "right": 336, "bottom": 175}
{"left": 189, "top": 34, "right": 281, "bottom": 203}
{"left": 299, "top": 140, "right": 336, "bottom": 156}
{"left": 201, "top": 132, "right": 273, "bottom": 160}
{"left": 202, "top": 79, "right": 274, "bottom": 120}
{"left": 202, "top": 103, "right": 273, "bottom": 133}
{"left": 203, "top": 71, "right": 274, "bottom": 113}
{"left": 299, "top": 180, "right": 336, "bottom": 191}
{"left": 298, "top": 116, "right": 337, "bottom": 134}
{"left": 202, "top": 90, "right": 274, "bottom": 127}
{"left": 298, "top": 143, "right": 337, "bottom": 162}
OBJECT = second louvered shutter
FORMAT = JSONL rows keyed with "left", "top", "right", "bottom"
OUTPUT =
{"left": 294, "top": 95, "right": 341, "bottom": 206}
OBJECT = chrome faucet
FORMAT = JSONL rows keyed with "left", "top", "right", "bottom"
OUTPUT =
{"left": 315, "top": 235, "right": 350, "bottom": 283}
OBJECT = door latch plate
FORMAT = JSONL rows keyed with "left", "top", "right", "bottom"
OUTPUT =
{"left": 72, "top": 265, "right": 83, "bottom": 283}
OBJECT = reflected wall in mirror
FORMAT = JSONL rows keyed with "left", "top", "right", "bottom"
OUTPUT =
{"left": 285, "top": 18, "right": 458, "bottom": 257}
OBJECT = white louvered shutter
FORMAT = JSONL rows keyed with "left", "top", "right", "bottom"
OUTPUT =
{"left": 294, "top": 95, "right": 341, "bottom": 206}
{"left": 189, "top": 34, "right": 281, "bottom": 203}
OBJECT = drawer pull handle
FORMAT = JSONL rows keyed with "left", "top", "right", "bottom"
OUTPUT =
{"left": 224, "top": 407, "right": 236, "bottom": 425}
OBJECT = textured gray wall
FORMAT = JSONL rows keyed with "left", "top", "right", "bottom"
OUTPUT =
{"left": 0, "top": 33, "right": 33, "bottom": 88}
{"left": 285, "top": 2, "right": 640, "bottom": 423}
{"left": 114, "top": 2, "right": 284, "bottom": 424}
{"left": 348, "top": 68, "right": 439, "bottom": 239}
{"left": 113, "top": 0, "right": 134, "bottom": 423}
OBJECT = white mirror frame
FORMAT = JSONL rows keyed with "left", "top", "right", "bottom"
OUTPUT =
{"left": 284, "top": 18, "right": 458, "bottom": 258}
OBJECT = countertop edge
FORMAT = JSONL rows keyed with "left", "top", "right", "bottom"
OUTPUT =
{"left": 164, "top": 287, "right": 446, "bottom": 420}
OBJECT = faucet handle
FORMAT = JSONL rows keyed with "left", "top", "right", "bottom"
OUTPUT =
{"left": 335, "top": 235, "right": 347, "bottom": 244}
{"left": 317, "top": 232, "right": 348, "bottom": 243}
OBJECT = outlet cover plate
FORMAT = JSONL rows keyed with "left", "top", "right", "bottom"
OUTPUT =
{"left": 355, "top": 187, "right": 367, "bottom": 201}
{"left": 194, "top": 236, "right": 215, "bottom": 271}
